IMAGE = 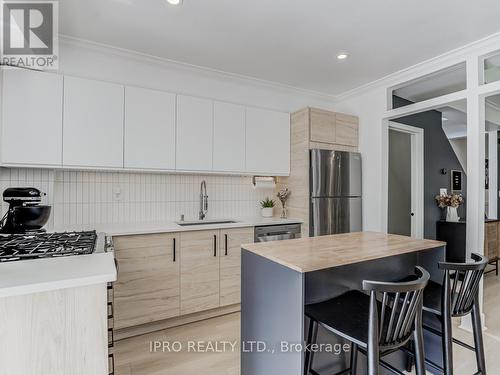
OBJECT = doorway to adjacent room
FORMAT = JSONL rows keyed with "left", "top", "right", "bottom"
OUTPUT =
{"left": 387, "top": 122, "right": 424, "bottom": 238}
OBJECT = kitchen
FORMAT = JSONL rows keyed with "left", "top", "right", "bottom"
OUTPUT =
{"left": 1, "top": 1, "right": 500, "bottom": 375}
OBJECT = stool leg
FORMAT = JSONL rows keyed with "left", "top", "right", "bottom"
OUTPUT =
{"left": 367, "top": 292, "right": 380, "bottom": 375}
{"left": 414, "top": 321, "right": 426, "bottom": 375}
{"left": 413, "top": 294, "right": 426, "bottom": 375}
{"left": 405, "top": 341, "right": 414, "bottom": 373}
{"left": 442, "top": 273, "right": 454, "bottom": 375}
{"left": 350, "top": 343, "right": 358, "bottom": 374}
{"left": 304, "top": 319, "right": 318, "bottom": 374}
{"left": 471, "top": 297, "right": 486, "bottom": 374}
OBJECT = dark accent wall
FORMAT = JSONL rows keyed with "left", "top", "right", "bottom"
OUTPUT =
{"left": 393, "top": 96, "right": 467, "bottom": 239}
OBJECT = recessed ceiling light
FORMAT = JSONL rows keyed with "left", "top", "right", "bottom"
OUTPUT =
{"left": 166, "top": 0, "right": 182, "bottom": 5}
{"left": 337, "top": 53, "right": 349, "bottom": 60}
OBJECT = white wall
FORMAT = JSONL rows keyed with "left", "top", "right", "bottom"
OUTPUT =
{"left": 333, "top": 32, "right": 500, "bottom": 234}
{"left": 334, "top": 86, "right": 388, "bottom": 231}
{"left": 0, "top": 169, "right": 275, "bottom": 229}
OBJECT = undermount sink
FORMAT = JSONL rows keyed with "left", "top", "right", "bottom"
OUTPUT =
{"left": 176, "top": 219, "right": 238, "bottom": 226}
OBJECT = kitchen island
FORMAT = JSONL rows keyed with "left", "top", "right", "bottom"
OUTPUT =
{"left": 241, "top": 231, "right": 446, "bottom": 375}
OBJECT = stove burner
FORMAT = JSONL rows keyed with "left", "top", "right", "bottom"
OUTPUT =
{"left": 0, "top": 231, "right": 97, "bottom": 262}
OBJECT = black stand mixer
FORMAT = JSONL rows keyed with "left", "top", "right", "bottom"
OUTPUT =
{"left": 0, "top": 188, "right": 52, "bottom": 234}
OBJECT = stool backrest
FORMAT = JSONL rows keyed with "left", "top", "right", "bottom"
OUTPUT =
{"left": 362, "top": 266, "right": 430, "bottom": 350}
{"left": 439, "top": 253, "right": 488, "bottom": 317}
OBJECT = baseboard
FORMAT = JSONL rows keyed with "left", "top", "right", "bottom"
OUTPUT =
{"left": 115, "top": 304, "right": 241, "bottom": 341}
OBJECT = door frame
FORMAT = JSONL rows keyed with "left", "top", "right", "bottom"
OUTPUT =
{"left": 384, "top": 121, "right": 425, "bottom": 238}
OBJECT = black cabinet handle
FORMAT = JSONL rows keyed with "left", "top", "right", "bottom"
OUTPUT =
{"left": 173, "top": 237, "right": 176, "bottom": 262}
{"left": 108, "top": 327, "right": 114, "bottom": 349}
{"left": 108, "top": 352, "right": 115, "bottom": 375}
{"left": 213, "top": 235, "right": 217, "bottom": 257}
{"left": 224, "top": 234, "right": 228, "bottom": 256}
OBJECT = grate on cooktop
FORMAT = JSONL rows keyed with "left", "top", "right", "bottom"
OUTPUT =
{"left": 0, "top": 231, "right": 97, "bottom": 262}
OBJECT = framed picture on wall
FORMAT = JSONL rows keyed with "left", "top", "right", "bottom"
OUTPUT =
{"left": 451, "top": 170, "right": 463, "bottom": 193}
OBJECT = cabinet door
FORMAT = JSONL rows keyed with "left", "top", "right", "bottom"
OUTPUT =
{"left": 246, "top": 107, "right": 290, "bottom": 175}
{"left": 113, "top": 233, "right": 179, "bottom": 329}
{"left": 309, "top": 108, "right": 335, "bottom": 144}
{"left": 219, "top": 227, "right": 254, "bottom": 306}
{"left": 180, "top": 230, "right": 220, "bottom": 315}
{"left": 124, "top": 87, "right": 176, "bottom": 170}
{"left": 213, "top": 101, "right": 246, "bottom": 172}
{"left": 63, "top": 76, "right": 124, "bottom": 168}
{"left": 2, "top": 68, "right": 63, "bottom": 166}
{"left": 176, "top": 95, "right": 213, "bottom": 171}
{"left": 485, "top": 222, "right": 498, "bottom": 260}
{"left": 335, "top": 113, "right": 359, "bottom": 147}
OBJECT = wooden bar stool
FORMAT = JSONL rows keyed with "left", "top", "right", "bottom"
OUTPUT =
{"left": 407, "top": 253, "right": 488, "bottom": 375}
{"left": 304, "top": 267, "right": 430, "bottom": 375}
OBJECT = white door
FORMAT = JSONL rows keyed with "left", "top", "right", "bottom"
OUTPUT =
{"left": 176, "top": 95, "right": 213, "bottom": 171}
{"left": 213, "top": 101, "right": 246, "bottom": 172}
{"left": 124, "top": 87, "right": 176, "bottom": 170}
{"left": 245, "top": 107, "right": 290, "bottom": 176}
{"left": 2, "top": 68, "right": 63, "bottom": 166}
{"left": 387, "top": 123, "right": 424, "bottom": 238}
{"left": 63, "top": 76, "right": 124, "bottom": 168}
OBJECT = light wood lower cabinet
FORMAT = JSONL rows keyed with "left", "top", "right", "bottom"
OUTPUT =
{"left": 180, "top": 230, "right": 220, "bottom": 315}
{"left": 485, "top": 222, "right": 499, "bottom": 261}
{"left": 113, "top": 227, "right": 253, "bottom": 330}
{"left": 219, "top": 227, "right": 254, "bottom": 306}
{"left": 113, "top": 233, "right": 179, "bottom": 329}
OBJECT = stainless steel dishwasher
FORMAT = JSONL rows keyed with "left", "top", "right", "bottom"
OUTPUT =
{"left": 254, "top": 223, "right": 302, "bottom": 242}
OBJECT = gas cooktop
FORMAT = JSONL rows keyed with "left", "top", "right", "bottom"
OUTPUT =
{"left": 0, "top": 231, "right": 97, "bottom": 262}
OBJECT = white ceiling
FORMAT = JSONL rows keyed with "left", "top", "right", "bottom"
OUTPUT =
{"left": 59, "top": 0, "right": 500, "bottom": 96}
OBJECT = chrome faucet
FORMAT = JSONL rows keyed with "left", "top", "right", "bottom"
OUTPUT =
{"left": 199, "top": 180, "right": 208, "bottom": 220}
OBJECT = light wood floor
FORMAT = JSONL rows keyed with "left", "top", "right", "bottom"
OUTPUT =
{"left": 115, "top": 274, "right": 500, "bottom": 375}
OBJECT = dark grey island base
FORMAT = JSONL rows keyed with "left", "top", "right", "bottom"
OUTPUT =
{"left": 241, "top": 232, "right": 446, "bottom": 375}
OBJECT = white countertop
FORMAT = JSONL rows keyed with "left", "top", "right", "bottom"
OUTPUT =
{"left": 53, "top": 217, "right": 304, "bottom": 236}
{"left": 0, "top": 235, "right": 116, "bottom": 298}
{"left": 0, "top": 217, "right": 301, "bottom": 298}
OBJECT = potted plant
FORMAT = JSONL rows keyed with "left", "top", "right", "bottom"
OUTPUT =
{"left": 435, "top": 193, "right": 464, "bottom": 222}
{"left": 260, "top": 197, "right": 275, "bottom": 218}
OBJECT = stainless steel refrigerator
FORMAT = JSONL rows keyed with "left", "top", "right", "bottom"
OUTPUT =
{"left": 310, "top": 149, "right": 362, "bottom": 236}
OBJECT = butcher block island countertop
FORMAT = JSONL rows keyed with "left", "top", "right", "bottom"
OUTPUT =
{"left": 242, "top": 231, "right": 445, "bottom": 273}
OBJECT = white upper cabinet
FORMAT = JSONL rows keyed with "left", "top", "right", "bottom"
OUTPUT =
{"left": 213, "top": 101, "right": 246, "bottom": 172}
{"left": 246, "top": 107, "right": 290, "bottom": 176}
{"left": 2, "top": 68, "right": 63, "bottom": 166}
{"left": 63, "top": 76, "right": 124, "bottom": 168}
{"left": 124, "top": 87, "right": 176, "bottom": 170}
{"left": 176, "top": 95, "right": 213, "bottom": 171}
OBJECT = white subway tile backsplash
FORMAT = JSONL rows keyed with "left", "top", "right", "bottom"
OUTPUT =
{"left": 0, "top": 168, "right": 277, "bottom": 229}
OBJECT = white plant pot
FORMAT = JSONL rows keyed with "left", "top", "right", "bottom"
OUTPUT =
{"left": 261, "top": 207, "right": 273, "bottom": 218}
{"left": 446, "top": 206, "right": 460, "bottom": 222}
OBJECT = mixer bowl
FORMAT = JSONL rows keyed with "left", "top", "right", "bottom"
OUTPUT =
{"left": 12, "top": 205, "right": 52, "bottom": 230}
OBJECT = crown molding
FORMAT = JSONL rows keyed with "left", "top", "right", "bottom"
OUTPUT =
{"left": 58, "top": 34, "right": 337, "bottom": 103}
{"left": 335, "top": 30, "right": 500, "bottom": 103}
